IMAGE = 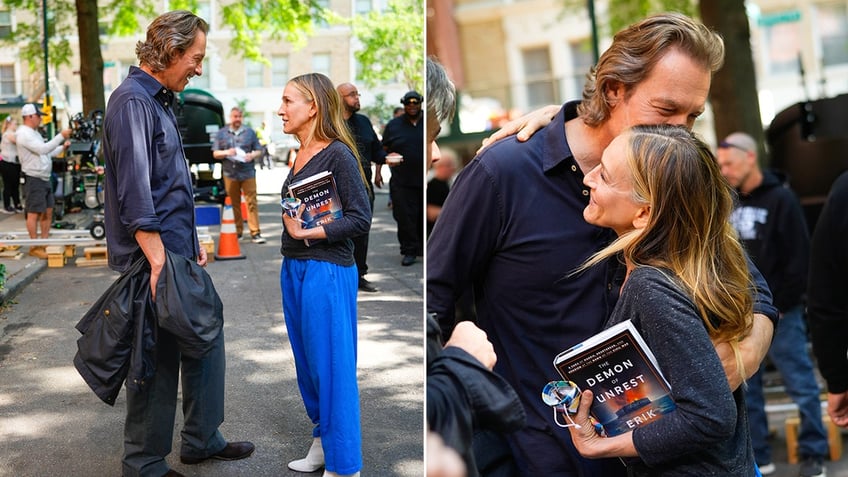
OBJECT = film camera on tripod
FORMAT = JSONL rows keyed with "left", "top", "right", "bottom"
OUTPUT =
{"left": 51, "top": 109, "right": 106, "bottom": 238}
{"left": 64, "top": 110, "right": 105, "bottom": 210}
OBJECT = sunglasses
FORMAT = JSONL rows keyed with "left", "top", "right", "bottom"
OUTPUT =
{"left": 718, "top": 141, "right": 749, "bottom": 153}
{"left": 404, "top": 99, "right": 421, "bottom": 105}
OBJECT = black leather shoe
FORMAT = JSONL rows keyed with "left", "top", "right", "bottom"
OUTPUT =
{"left": 180, "top": 441, "right": 256, "bottom": 465}
{"left": 162, "top": 470, "right": 186, "bottom": 477}
{"left": 401, "top": 255, "right": 416, "bottom": 266}
{"left": 358, "top": 277, "right": 378, "bottom": 292}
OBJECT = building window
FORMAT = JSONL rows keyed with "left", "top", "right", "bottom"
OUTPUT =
{"left": 355, "top": 0, "right": 372, "bottom": 15}
{"left": 0, "top": 65, "right": 14, "bottom": 96}
{"left": 0, "top": 11, "right": 11, "bottom": 39}
{"left": 246, "top": 60, "right": 264, "bottom": 88}
{"left": 354, "top": 60, "right": 364, "bottom": 83}
{"left": 760, "top": 12, "right": 802, "bottom": 75}
{"left": 192, "top": 59, "right": 211, "bottom": 89}
{"left": 196, "top": 0, "right": 212, "bottom": 27}
{"left": 314, "top": 0, "right": 329, "bottom": 28}
{"left": 272, "top": 55, "right": 289, "bottom": 87}
{"left": 815, "top": 3, "right": 848, "bottom": 67}
{"left": 312, "top": 53, "right": 331, "bottom": 77}
{"left": 522, "top": 46, "right": 557, "bottom": 108}
{"left": 569, "top": 41, "right": 594, "bottom": 101}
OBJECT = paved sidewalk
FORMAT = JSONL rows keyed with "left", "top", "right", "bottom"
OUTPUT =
{"left": 0, "top": 212, "right": 48, "bottom": 306}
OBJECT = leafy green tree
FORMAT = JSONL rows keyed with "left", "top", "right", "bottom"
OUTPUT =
{"left": 4, "top": 0, "right": 421, "bottom": 118}
{"left": 360, "top": 92, "right": 396, "bottom": 131}
{"left": 1, "top": 0, "right": 74, "bottom": 86}
{"left": 339, "top": 0, "right": 424, "bottom": 91}
{"left": 3, "top": 0, "right": 323, "bottom": 117}
{"left": 214, "top": 0, "right": 319, "bottom": 63}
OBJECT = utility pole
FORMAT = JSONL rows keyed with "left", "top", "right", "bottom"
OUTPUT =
{"left": 588, "top": 0, "right": 599, "bottom": 63}
{"left": 42, "top": 0, "right": 54, "bottom": 136}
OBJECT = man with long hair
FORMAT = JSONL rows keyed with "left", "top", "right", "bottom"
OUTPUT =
{"left": 101, "top": 11, "right": 254, "bottom": 476}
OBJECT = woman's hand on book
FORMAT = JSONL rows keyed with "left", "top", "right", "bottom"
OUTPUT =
{"left": 282, "top": 204, "right": 307, "bottom": 239}
{"left": 567, "top": 390, "right": 639, "bottom": 459}
{"left": 567, "top": 390, "right": 607, "bottom": 457}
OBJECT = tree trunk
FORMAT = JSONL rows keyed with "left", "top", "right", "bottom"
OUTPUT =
{"left": 700, "top": 0, "right": 768, "bottom": 165}
{"left": 75, "top": 0, "right": 105, "bottom": 116}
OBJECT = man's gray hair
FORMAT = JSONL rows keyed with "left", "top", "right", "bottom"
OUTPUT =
{"left": 426, "top": 57, "right": 456, "bottom": 124}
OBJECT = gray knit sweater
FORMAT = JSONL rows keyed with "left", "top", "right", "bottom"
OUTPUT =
{"left": 606, "top": 266, "right": 755, "bottom": 476}
{"left": 279, "top": 140, "right": 371, "bottom": 266}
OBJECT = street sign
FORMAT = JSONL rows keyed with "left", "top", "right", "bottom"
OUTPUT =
{"left": 758, "top": 10, "right": 801, "bottom": 27}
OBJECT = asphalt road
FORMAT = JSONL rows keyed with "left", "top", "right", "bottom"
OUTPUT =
{"left": 0, "top": 186, "right": 423, "bottom": 477}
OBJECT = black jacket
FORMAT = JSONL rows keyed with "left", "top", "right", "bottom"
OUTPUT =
{"left": 427, "top": 315, "right": 526, "bottom": 477}
{"left": 808, "top": 170, "right": 848, "bottom": 393}
{"left": 74, "top": 250, "right": 223, "bottom": 405}
{"left": 731, "top": 170, "right": 809, "bottom": 312}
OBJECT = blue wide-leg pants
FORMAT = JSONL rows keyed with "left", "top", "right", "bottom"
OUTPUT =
{"left": 281, "top": 257, "right": 362, "bottom": 475}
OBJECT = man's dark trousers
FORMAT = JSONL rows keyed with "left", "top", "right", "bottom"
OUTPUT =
{"left": 353, "top": 185, "right": 375, "bottom": 277}
{"left": 390, "top": 182, "right": 423, "bottom": 257}
{"left": 122, "top": 327, "right": 227, "bottom": 476}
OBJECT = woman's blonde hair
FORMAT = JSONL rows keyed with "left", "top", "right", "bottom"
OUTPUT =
{"left": 287, "top": 74, "right": 357, "bottom": 157}
{"left": 287, "top": 73, "right": 367, "bottom": 185}
{"left": 583, "top": 124, "right": 753, "bottom": 380}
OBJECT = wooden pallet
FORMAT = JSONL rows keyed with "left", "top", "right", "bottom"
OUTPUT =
{"left": 200, "top": 238, "right": 215, "bottom": 262}
{"left": 0, "top": 245, "right": 22, "bottom": 259}
{"left": 785, "top": 414, "right": 843, "bottom": 463}
{"left": 76, "top": 246, "right": 108, "bottom": 267}
{"left": 46, "top": 246, "right": 66, "bottom": 268}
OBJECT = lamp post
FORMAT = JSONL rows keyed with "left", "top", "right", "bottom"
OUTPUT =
{"left": 41, "top": 0, "right": 54, "bottom": 136}
{"left": 588, "top": 0, "right": 599, "bottom": 63}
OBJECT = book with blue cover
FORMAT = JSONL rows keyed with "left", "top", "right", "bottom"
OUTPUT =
{"left": 287, "top": 170, "right": 343, "bottom": 246}
{"left": 553, "top": 320, "right": 676, "bottom": 436}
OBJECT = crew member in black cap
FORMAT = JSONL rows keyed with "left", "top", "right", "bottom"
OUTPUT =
{"left": 382, "top": 90, "right": 424, "bottom": 266}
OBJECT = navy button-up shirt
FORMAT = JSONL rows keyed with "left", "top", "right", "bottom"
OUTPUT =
{"left": 102, "top": 66, "right": 199, "bottom": 272}
{"left": 428, "top": 102, "right": 622, "bottom": 475}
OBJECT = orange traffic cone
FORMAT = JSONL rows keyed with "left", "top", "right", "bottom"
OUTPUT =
{"left": 240, "top": 192, "right": 248, "bottom": 222}
{"left": 215, "top": 197, "right": 246, "bottom": 260}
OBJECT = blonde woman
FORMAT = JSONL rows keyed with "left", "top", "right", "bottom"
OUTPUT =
{"left": 278, "top": 73, "right": 370, "bottom": 477}
{"left": 0, "top": 117, "right": 22, "bottom": 213}
{"left": 568, "top": 124, "right": 755, "bottom": 476}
